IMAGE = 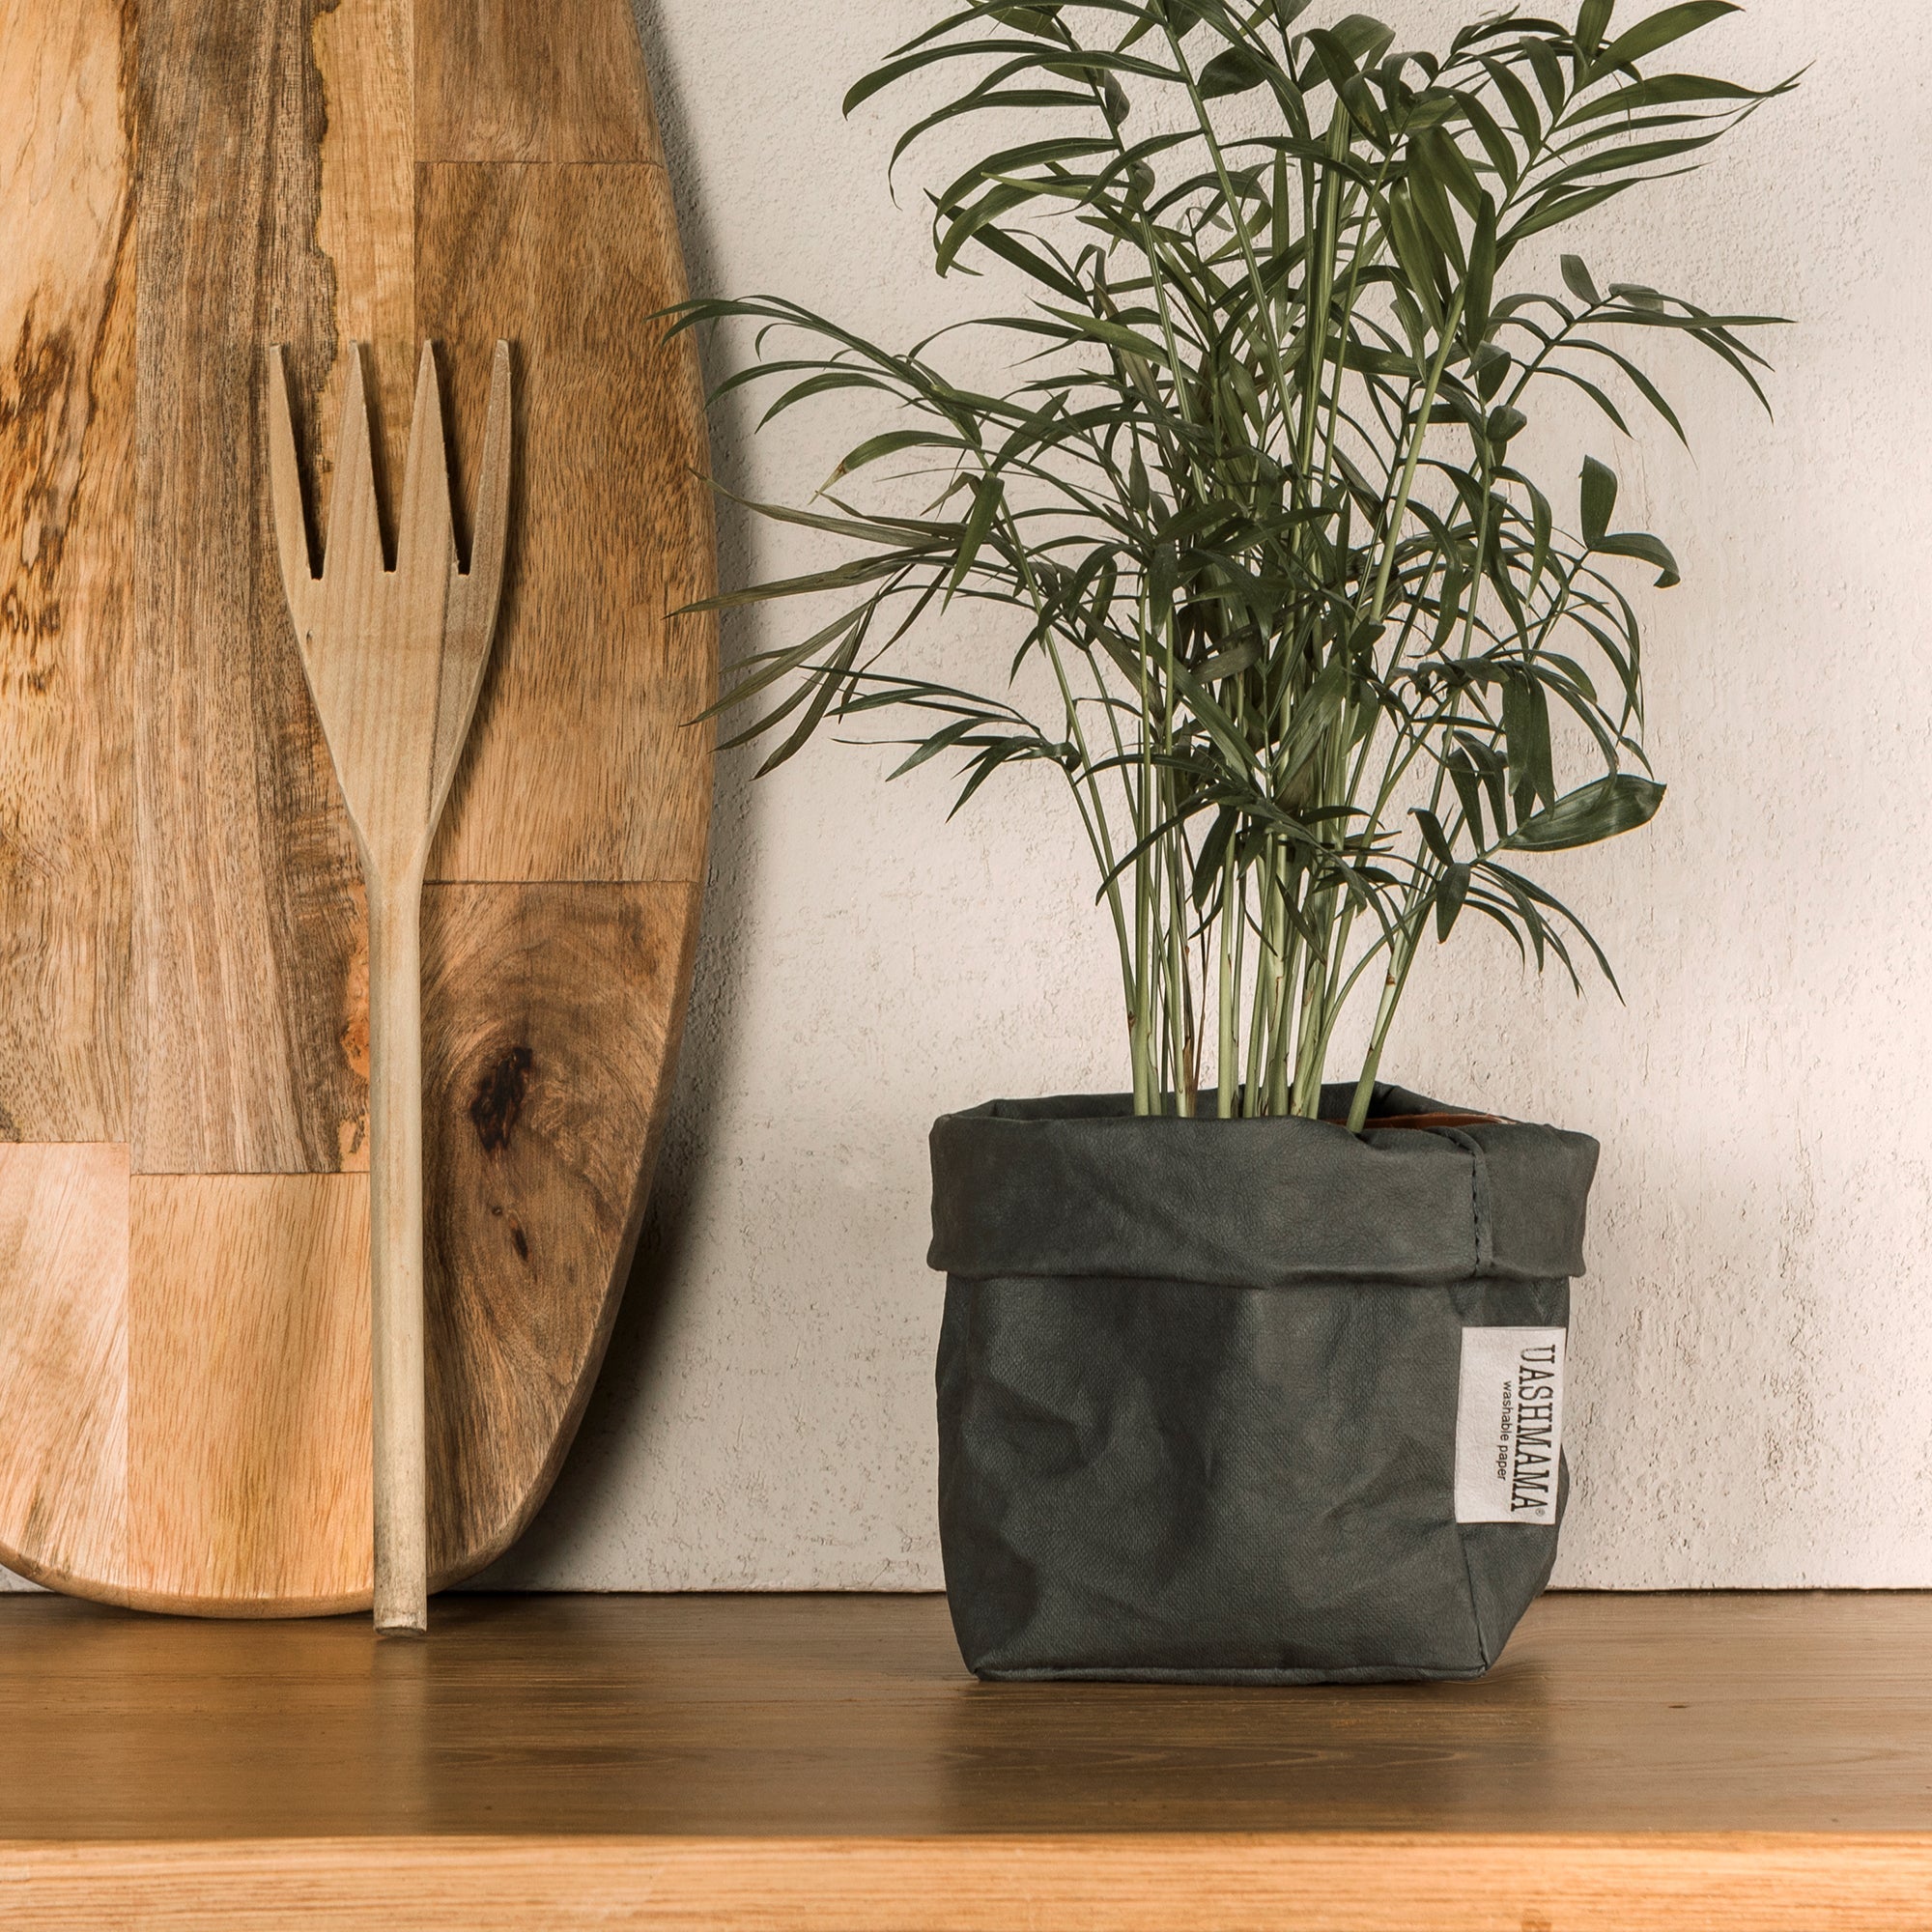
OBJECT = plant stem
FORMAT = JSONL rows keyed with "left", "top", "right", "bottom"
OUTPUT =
{"left": 1217, "top": 839, "right": 1238, "bottom": 1118}
{"left": 1345, "top": 909, "right": 1427, "bottom": 1132}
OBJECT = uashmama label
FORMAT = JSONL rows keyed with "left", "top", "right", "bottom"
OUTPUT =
{"left": 1454, "top": 1326, "right": 1566, "bottom": 1524}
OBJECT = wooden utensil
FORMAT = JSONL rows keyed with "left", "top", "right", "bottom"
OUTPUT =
{"left": 268, "top": 339, "right": 512, "bottom": 1633}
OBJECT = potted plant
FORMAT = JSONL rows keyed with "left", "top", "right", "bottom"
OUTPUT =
{"left": 672, "top": 0, "right": 1788, "bottom": 1681}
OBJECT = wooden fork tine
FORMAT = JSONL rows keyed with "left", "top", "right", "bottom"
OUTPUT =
{"left": 395, "top": 343, "right": 454, "bottom": 591}
{"left": 427, "top": 343, "right": 513, "bottom": 811}
{"left": 323, "top": 342, "right": 384, "bottom": 592}
{"left": 463, "top": 341, "right": 513, "bottom": 628}
{"left": 265, "top": 348, "right": 314, "bottom": 629}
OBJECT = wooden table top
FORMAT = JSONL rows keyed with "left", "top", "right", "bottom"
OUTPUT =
{"left": 3, "top": 1589, "right": 1928, "bottom": 1929}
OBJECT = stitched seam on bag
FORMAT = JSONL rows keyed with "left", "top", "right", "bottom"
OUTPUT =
{"left": 1470, "top": 1160, "right": 1480, "bottom": 1275}
{"left": 1429, "top": 1125, "right": 1490, "bottom": 1278}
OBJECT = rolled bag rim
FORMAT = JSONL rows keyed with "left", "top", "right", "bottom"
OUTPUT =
{"left": 927, "top": 1081, "right": 1599, "bottom": 1289}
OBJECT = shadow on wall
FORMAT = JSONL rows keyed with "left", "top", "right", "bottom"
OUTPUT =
{"left": 464, "top": 0, "right": 762, "bottom": 1587}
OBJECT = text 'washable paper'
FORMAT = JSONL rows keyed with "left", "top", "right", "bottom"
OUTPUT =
{"left": 1454, "top": 1326, "right": 1566, "bottom": 1524}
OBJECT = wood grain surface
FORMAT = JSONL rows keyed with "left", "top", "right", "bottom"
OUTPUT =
{"left": 126, "top": 1177, "right": 371, "bottom": 1612}
{"left": 418, "top": 163, "right": 713, "bottom": 885}
{"left": 422, "top": 882, "right": 700, "bottom": 1580}
{"left": 0, "top": 0, "right": 715, "bottom": 1613}
{"left": 132, "top": 0, "right": 367, "bottom": 1178}
{"left": 414, "top": 0, "right": 663, "bottom": 163}
{"left": 0, "top": 0, "right": 135, "bottom": 1147}
{"left": 0, "top": 1592, "right": 1927, "bottom": 1929}
{"left": 6, "top": 1834, "right": 1930, "bottom": 1932}
{"left": 0, "top": 1146, "right": 128, "bottom": 1593}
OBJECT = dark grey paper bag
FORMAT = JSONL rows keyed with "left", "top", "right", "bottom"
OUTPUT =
{"left": 928, "top": 1085, "right": 1596, "bottom": 1684}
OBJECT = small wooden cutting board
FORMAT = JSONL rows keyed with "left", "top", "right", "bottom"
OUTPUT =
{"left": 0, "top": 0, "right": 715, "bottom": 1612}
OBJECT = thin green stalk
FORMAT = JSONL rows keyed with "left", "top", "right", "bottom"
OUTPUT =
{"left": 1242, "top": 845, "right": 1283, "bottom": 1118}
{"left": 1367, "top": 289, "right": 1468, "bottom": 628}
{"left": 994, "top": 513, "right": 1140, "bottom": 1047}
{"left": 1297, "top": 105, "right": 1351, "bottom": 488}
{"left": 1345, "top": 908, "right": 1429, "bottom": 1133}
{"left": 1216, "top": 840, "right": 1239, "bottom": 1118}
{"left": 1169, "top": 840, "right": 1193, "bottom": 1115}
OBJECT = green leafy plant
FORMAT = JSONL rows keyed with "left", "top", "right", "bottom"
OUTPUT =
{"left": 672, "top": 0, "right": 1790, "bottom": 1125}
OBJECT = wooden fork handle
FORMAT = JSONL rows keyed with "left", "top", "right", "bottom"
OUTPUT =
{"left": 368, "top": 869, "right": 428, "bottom": 1635}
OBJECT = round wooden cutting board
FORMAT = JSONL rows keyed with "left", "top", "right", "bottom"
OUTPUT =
{"left": 0, "top": 0, "right": 715, "bottom": 1612}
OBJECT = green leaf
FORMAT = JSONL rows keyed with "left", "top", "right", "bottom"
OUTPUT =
{"left": 1571, "top": 335, "right": 1689, "bottom": 443}
{"left": 698, "top": 605, "right": 868, "bottom": 722}
{"left": 1566, "top": 71, "right": 1775, "bottom": 122}
{"left": 1595, "top": 530, "right": 1682, "bottom": 586}
{"left": 1502, "top": 673, "right": 1555, "bottom": 820}
{"left": 1414, "top": 126, "right": 1486, "bottom": 221}
{"left": 1482, "top": 55, "right": 1543, "bottom": 150}
{"left": 887, "top": 713, "right": 990, "bottom": 781}
{"left": 1597, "top": 2, "right": 1738, "bottom": 75}
{"left": 1580, "top": 456, "right": 1618, "bottom": 547}
{"left": 987, "top": 5, "right": 1065, "bottom": 38}
{"left": 958, "top": 219, "right": 1089, "bottom": 300}
{"left": 1561, "top": 253, "right": 1601, "bottom": 305}
{"left": 1465, "top": 193, "right": 1497, "bottom": 339}
{"left": 1534, "top": 129, "right": 1727, "bottom": 196}
{"left": 1385, "top": 186, "right": 1448, "bottom": 323}
{"left": 1501, "top": 774, "right": 1666, "bottom": 851}
{"left": 1199, "top": 45, "right": 1270, "bottom": 98}
{"left": 1278, "top": 656, "right": 1352, "bottom": 785}
{"left": 946, "top": 473, "right": 1005, "bottom": 599}
{"left": 828, "top": 429, "right": 954, "bottom": 482}
{"left": 1447, "top": 749, "right": 1487, "bottom": 848}
{"left": 753, "top": 629, "right": 866, "bottom": 776}
{"left": 1407, "top": 142, "right": 1470, "bottom": 270}
{"left": 1486, "top": 405, "right": 1527, "bottom": 448}
{"left": 1414, "top": 806, "right": 1457, "bottom": 866}
{"left": 1195, "top": 637, "right": 1262, "bottom": 680}
{"left": 842, "top": 38, "right": 1057, "bottom": 118}
{"left": 1458, "top": 731, "right": 1510, "bottom": 837}
{"left": 1451, "top": 88, "right": 1521, "bottom": 192}
{"left": 1328, "top": 14, "right": 1398, "bottom": 66}
{"left": 1435, "top": 862, "right": 1472, "bottom": 941}
{"left": 1502, "top": 181, "right": 1633, "bottom": 249}
{"left": 1576, "top": 0, "right": 1615, "bottom": 59}
{"left": 1523, "top": 474, "right": 1554, "bottom": 595}
{"left": 1473, "top": 340, "right": 1512, "bottom": 401}
{"left": 1548, "top": 364, "right": 1633, "bottom": 436}
{"left": 1523, "top": 37, "right": 1568, "bottom": 113}
{"left": 756, "top": 370, "right": 888, "bottom": 428}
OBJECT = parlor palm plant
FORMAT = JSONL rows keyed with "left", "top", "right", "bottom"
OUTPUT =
{"left": 673, "top": 0, "right": 1787, "bottom": 1128}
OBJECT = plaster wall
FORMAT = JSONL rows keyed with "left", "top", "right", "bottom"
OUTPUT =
{"left": 7, "top": 0, "right": 1923, "bottom": 1596}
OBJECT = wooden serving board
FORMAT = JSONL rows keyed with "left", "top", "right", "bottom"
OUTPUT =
{"left": 0, "top": 0, "right": 715, "bottom": 1613}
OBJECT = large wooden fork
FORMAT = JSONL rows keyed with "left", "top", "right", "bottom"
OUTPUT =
{"left": 268, "top": 340, "right": 513, "bottom": 1634}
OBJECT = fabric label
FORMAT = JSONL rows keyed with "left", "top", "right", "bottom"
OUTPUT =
{"left": 1454, "top": 1326, "right": 1566, "bottom": 1525}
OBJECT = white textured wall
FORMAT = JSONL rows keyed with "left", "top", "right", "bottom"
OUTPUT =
{"left": 8, "top": 0, "right": 1921, "bottom": 1598}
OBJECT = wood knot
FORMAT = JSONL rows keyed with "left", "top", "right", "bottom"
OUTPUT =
{"left": 470, "top": 1045, "right": 533, "bottom": 1153}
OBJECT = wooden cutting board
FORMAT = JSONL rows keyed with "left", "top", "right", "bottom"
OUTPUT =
{"left": 0, "top": 0, "right": 715, "bottom": 1613}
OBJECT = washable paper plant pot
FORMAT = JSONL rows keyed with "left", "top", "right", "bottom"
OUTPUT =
{"left": 927, "top": 1084, "right": 1598, "bottom": 1685}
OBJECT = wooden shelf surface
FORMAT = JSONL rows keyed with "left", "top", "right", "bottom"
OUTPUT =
{"left": 2, "top": 1589, "right": 1928, "bottom": 1927}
